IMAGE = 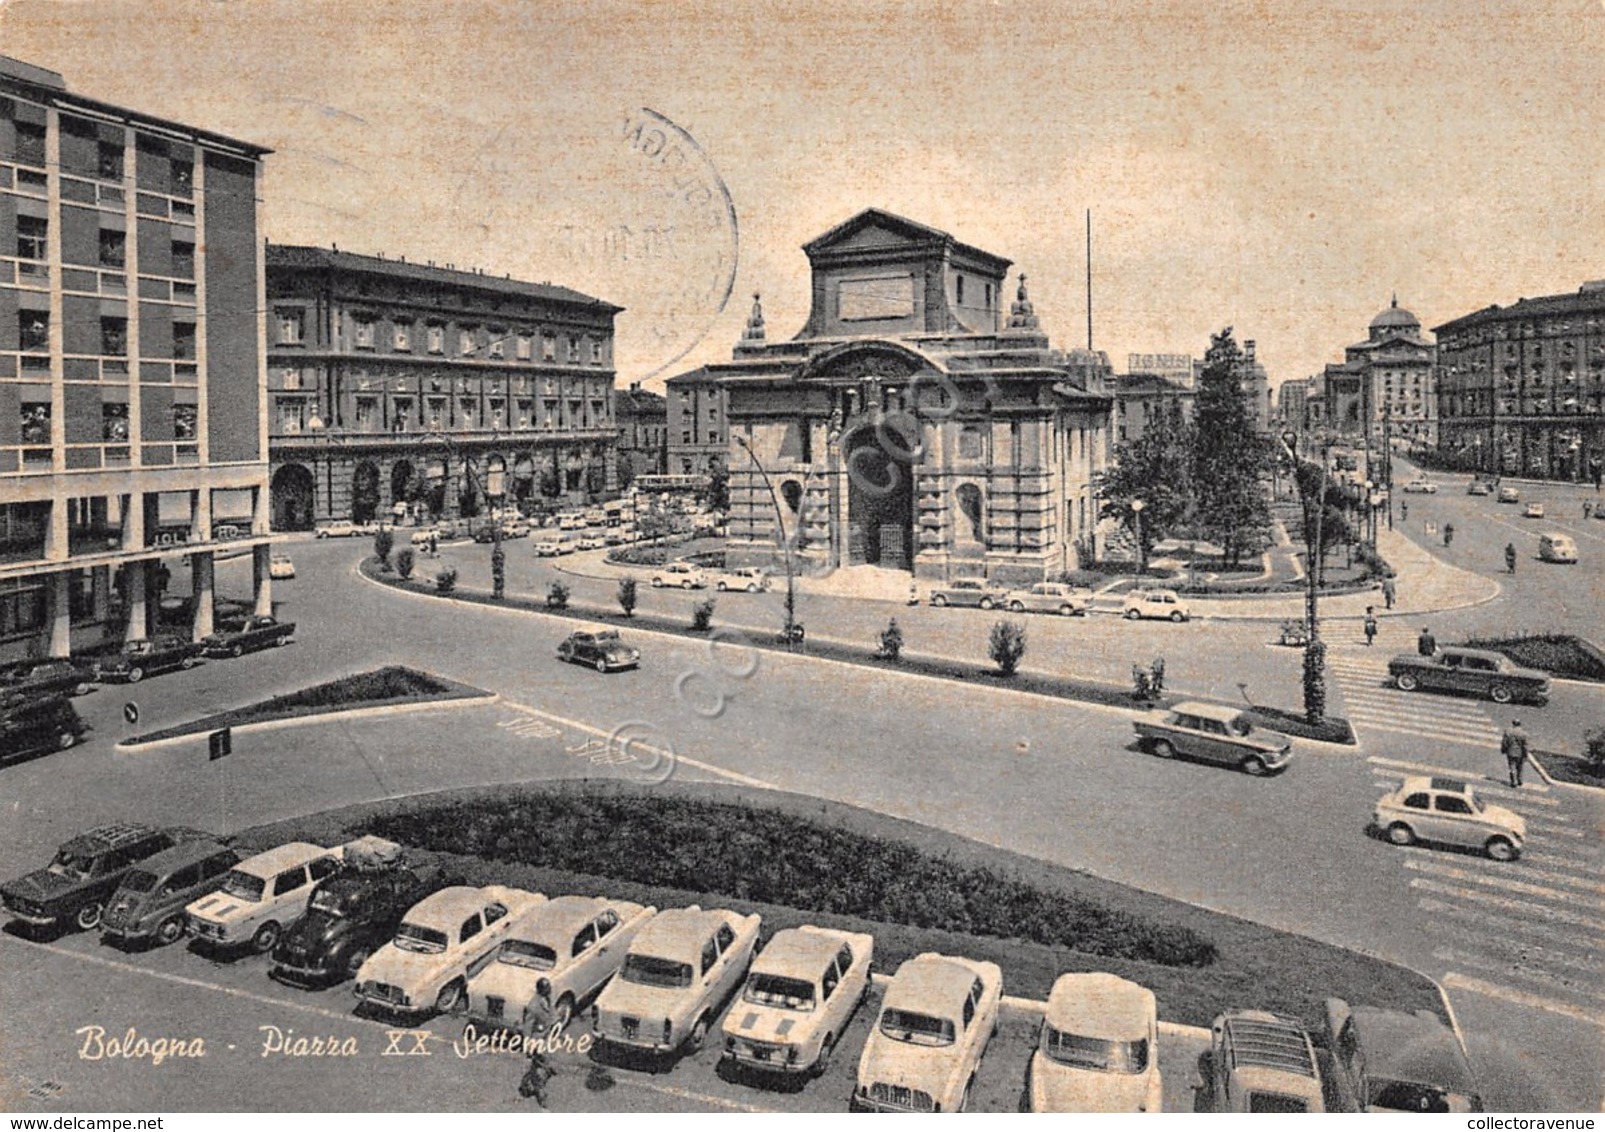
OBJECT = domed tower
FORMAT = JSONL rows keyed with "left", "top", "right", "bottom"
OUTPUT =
{"left": 1369, "top": 294, "right": 1421, "bottom": 342}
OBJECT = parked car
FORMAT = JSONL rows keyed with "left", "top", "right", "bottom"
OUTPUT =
{"left": 352, "top": 885, "right": 546, "bottom": 1017}
{"left": 0, "top": 695, "right": 90, "bottom": 764}
{"left": 714, "top": 567, "right": 770, "bottom": 593}
{"left": 1122, "top": 589, "right": 1192, "bottom": 622}
{"left": 269, "top": 554, "right": 296, "bottom": 579}
{"left": 0, "top": 657, "right": 97, "bottom": 699}
{"left": 314, "top": 520, "right": 358, "bottom": 538}
{"left": 1523, "top": 501, "right": 1546, "bottom": 519}
{"left": 592, "top": 905, "right": 763, "bottom": 1056}
{"left": 1027, "top": 973, "right": 1162, "bottom": 1112}
{"left": 577, "top": 533, "right": 607, "bottom": 551}
{"left": 852, "top": 952, "right": 1003, "bottom": 1112}
{"left": 1497, "top": 486, "right": 1520, "bottom": 503}
{"left": 466, "top": 895, "right": 656, "bottom": 1035}
{"left": 2, "top": 823, "right": 210, "bottom": 934}
{"left": 1466, "top": 480, "right": 1492, "bottom": 496}
{"left": 271, "top": 839, "right": 458, "bottom": 986}
{"left": 500, "top": 520, "right": 531, "bottom": 540}
{"left": 100, "top": 838, "right": 240, "bottom": 948}
{"left": 720, "top": 925, "right": 874, "bottom": 1078}
{"left": 927, "top": 578, "right": 1008, "bottom": 609}
{"left": 409, "top": 527, "right": 440, "bottom": 546}
{"left": 201, "top": 614, "right": 295, "bottom": 658}
{"left": 1322, "top": 997, "right": 1483, "bottom": 1112}
{"left": 1388, "top": 645, "right": 1550, "bottom": 705}
{"left": 1203, "top": 1010, "right": 1326, "bottom": 1113}
{"left": 1402, "top": 479, "right": 1438, "bottom": 494}
{"left": 533, "top": 536, "right": 565, "bottom": 556}
{"left": 1001, "top": 582, "right": 1089, "bottom": 616}
{"left": 95, "top": 635, "right": 202, "bottom": 683}
{"left": 556, "top": 627, "right": 640, "bottom": 673}
{"left": 186, "top": 841, "right": 345, "bottom": 953}
{"left": 157, "top": 595, "right": 251, "bottom": 631}
{"left": 472, "top": 524, "right": 499, "bottom": 544}
{"left": 651, "top": 562, "right": 707, "bottom": 589}
{"left": 1539, "top": 532, "right": 1578, "bottom": 563}
{"left": 1133, "top": 701, "right": 1293, "bottom": 776}
{"left": 1374, "top": 775, "right": 1525, "bottom": 861}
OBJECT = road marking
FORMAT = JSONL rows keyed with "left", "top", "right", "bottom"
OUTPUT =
{"left": 1418, "top": 897, "right": 1605, "bottom": 957}
{"left": 1404, "top": 858, "right": 1605, "bottom": 909}
{"left": 1526, "top": 850, "right": 1605, "bottom": 878}
{"left": 1434, "top": 948, "right": 1605, "bottom": 1006}
{"left": 1413, "top": 853, "right": 1605, "bottom": 896}
{"left": 1442, "top": 972, "right": 1605, "bottom": 1029}
{"left": 1344, "top": 715, "right": 1502, "bottom": 747}
{"left": 1410, "top": 877, "right": 1605, "bottom": 933}
{"left": 614, "top": 1078, "right": 780, "bottom": 1113}
{"left": 1429, "top": 920, "right": 1605, "bottom": 979}
{"left": 1336, "top": 693, "right": 1499, "bottom": 731}
{"left": 1367, "top": 756, "right": 1555, "bottom": 798}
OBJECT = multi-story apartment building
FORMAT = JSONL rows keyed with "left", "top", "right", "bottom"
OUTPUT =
{"left": 1435, "top": 281, "right": 1605, "bottom": 483}
{"left": 612, "top": 381, "right": 666, "bottom": 484}
{"left": 265, "top": 245, "right": 622, "bottom": 528}
{"left": 664, "top": 364, "right": 728, "bottom": 480}
{"left": 1, "top": 55, "right": 273, "bottom": 664}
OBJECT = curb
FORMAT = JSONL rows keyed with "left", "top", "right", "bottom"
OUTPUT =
{"left": 1526, "top": 750, "right": 1605, "bottom": 795}
{"left": 114, "top": 692, "right": 501, "bottom": 751}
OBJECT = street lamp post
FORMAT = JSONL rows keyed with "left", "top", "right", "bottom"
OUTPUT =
{"left": 1130, "top": 499, "right": 1146, "bottom": 580}
{"left": 1282, "top": 430, "right": 1328, "bottom": 724}
{"left": 733, "top": 433, "right": 801, "bottom": 649}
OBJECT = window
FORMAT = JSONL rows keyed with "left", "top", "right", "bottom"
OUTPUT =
{"left": 542, "top": 333, "right": 556, "bottom": 361}
{"left": 170, "top": 239, "right": 194, "bottom": 278}
{"left": 170, "top": 159, "right": 193, "bottom": 195}
{"left": 278, "top": 399, "right": 306, "bottom": 434}
{"left": 1403, "top": 792, "right": 1430, "bottom": 811}
{"left": 700, "top": 939, "right": 718, "bottom": 975}
{"left": 16, "top": 215, "right": 47, "bottom": 260}
{"left": 427, "top": 325, "right": 445, "bottom": 354}
{"left": 102, "top": 403, "right": 129, "bottom": 441}
{"left": 391, "top": 398, "right": 412, "bottom": 432}
{"left": 355, "top": 397, "right": 378, "bottom": 431}
{"left": 567, "top": 337, "right": 581, "bottom": 363}
{"left": 572, "top": 923, "right": 598, "bottom": 957}
{"left": 273, "top": 868, "right": 307, "bottom": 897}
{"left": 484, "top": 902, "right": 506, "bottom": 925}
{"left": 354, "top": 319, "right": 376, "bottom": 350}
{"left": 488, "top": 330, "right": 505, "bottom": 358}
{"left": 96, "top": 229, "right": 127, "bottom": 269}
{"left": 596, "top": 910, "right": 619, "bottom": 935}
{"left": 984, "top": 282, "right": 992, "bottom": 307}
{"left": 101, "top": 317, "right": 128, "bottom": 357}
{"left": 276, "top": 310, "right": 304, "bottom": 345}
{"left": 460, "top": 399, "right": 477, "bottom": 427}
{"left": 393, "top": 323, "right": 411, "bottom": 351}
{"left": 516, "top": 333, "right": 533, "bottom": 360}
{"left": 173, "top": 405, "right": 197, "bottom": 441}
{"left": 591, "top": 340, "right": 603, "bottom": 365}
{"left": 172, "top": 322, "right": 196, "bottom": 361}
{"left": 682, "top": 431, "right": 692, "bottom": 444}
{"left": 956, "top": 275, "right": 965, "bottom": 304}
{"left": 15, "top": 121, "right": 45, "bottom": 167}
{"left": 1434, "top": 796, "right": 1474, "bottom": 816}
{"left": 715, "top": 923, "right": 735, "bottom": 953}
{"left": 459, "top": 915, "right": 483, "bottom": 943}
{"left": 459, "top": 327, "right": 476, "bottom": 356}
{"left": 20, "top": 401, "right": 51, "bottom": 444}
{"left": 707, "top": 431, "right": 719, "bottom": 444}
{"left": 97, "top": 140, "right": 124, "bottom": 181}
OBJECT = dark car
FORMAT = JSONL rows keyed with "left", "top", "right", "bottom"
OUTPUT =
{"left": 1322, "top": 998, "right": 1484, "bottom": 1112}
{"left": 1388, "top": 646, "right": 1550, "bottom": 705}
{"left": 556, "top": 627, "right": 641, "bottom": 672}
{"left": 0, "top": 695, "right": 90, "bottom": 764}
{"left": 96, "top": 634, "right": 203, "bottom": 683}
{"left": 157, "top": 595, "right": 251, "bottom": 630}
{"left": 100, "top": 838, "right": 240, "bottom": 948}
{"left": 201, "top": 615, "right": 296, "bottom": 658}
{"left": 0, "top": 658, "right": 97, "bottom": 700}
{"left": 1, "top": 823, "right": 210, "bottom": 933}
{"left": 271, "top": 858, "right": 456, "bottom": 986}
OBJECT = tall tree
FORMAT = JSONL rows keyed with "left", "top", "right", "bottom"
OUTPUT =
{"left": 1096, "top": 396, "right": 1195, "bottom": 559}
{"left": 1192, "top": 328, "right": 1273, "bottom": 567}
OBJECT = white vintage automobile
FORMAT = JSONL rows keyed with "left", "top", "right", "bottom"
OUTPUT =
{"left": 720, "top": 924, "right": 874, "bottom": 1078}
{"left": 352, "top": 885, "right": 546, "bottom": 1017}
{"left": 464, "top": 895, "right": 655, "bottom": 1035}
{"left": 852, "top": 953, "right": 1003, "bottom": 1112}
{"left": 185, "top": 841, "right": 344, "bottom": 953}
{"left": 591, "top": 905, "right": 762, "bottom": 1056}
{"left": 1027, "top": 973, "right": 1163, "bottom": 1112}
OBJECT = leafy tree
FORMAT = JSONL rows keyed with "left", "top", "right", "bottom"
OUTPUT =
{"left": 1192, "top": 328, "right": 1273, "bottom": 567}
{"left": 394, "top": 547, "right": 414, "bottom": 579}
{"left": 1096, "top": 397, "right": 1195, "bottom": 560}
{"left": 1303, "top": 637, "right": 1327, "bottom": 724}
{"left": 878, "top": 617, "right": 904, "bottom": 661}
{"left": 616, "top": 453, "right": 637, "bottom": 491}
{"left": 692, "top": 596, "right": 716, "bottom": 631}
{"left": 435, "top": 565, "right": 458, "bottom": 593}
{"left": 989, "top": 620, "right": 1027, "bottom": 676}
{"left": 491, "top": 545, "right": 506, "bottom": 600}
{"left": 373, "top": 528, "right": 394, "bottom": 567}
{"left": 702, "top": 458, "right": 730, "bottom": 512}
{"left": 617, "top": 577, "right": 638, "bottom": 617}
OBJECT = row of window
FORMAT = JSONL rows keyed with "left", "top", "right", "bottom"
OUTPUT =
{"left": 11, "top": 312, "right": 194, "bottom": 359}
{"left": 12, "top": 215, "right": 194, "bottom": 276}
{"left": 16, "top": 401, "right": 196, "bottom": 445}
{"left": 274, "top": 396, "right": 610, "bottom": 435}
{"left": 1440, "top": 317, "right": 1605, "bottom": 351}
{"left": 277, "top": 309, "right": 607, "bottom": 365}
{"left": 7, "top": 119, "right": 194, "bottom": 191}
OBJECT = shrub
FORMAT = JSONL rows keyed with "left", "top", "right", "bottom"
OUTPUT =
{"left": 617, "top": 577, "right": 637, "bottom": 617}
{"left": 691, "top": 596, "right": 716, "bottom": 631}
{"left": 373, "top": 528, "right": 394, "bottom": 566}
{"left": 395, "top": 548, "right": 415, "bottom": 579}
{"left": 436, "top": 565, "right": 458, "bottom": 594}
{"left": 547, "top": 581, "right": 570, "bottom": 611}
{"left": 491, "top": 545, "right": 506, "bottom": 600}
{"left": 878, "top": 618, "right": 904, "bottom": 662}
{"left": 989, "top": 620, "right": 1027, "bottom": 676}
{"left": 1132, "top": 657, "right": 1166, "bottom": 700}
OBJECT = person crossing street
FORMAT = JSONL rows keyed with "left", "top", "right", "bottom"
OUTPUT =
{"left": 1501, "top": 719, "right": 1531, "bottom": 788}
{"left": 1505, "top": 542, "right": 1518, "bottom": 573}
{"left": 1363, "top": 606, "right": 1378, "bottom": 647}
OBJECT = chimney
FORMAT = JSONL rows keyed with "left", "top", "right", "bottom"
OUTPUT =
{"left": 1244, "top": 340, "right": 1256, "bottom": 362}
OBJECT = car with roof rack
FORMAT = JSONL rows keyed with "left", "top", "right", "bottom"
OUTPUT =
{"left": 1027, "top": 972, "right": 1163, "bottom": 1112}
{"left": 2, "top": 823, "right": 213, "bottom": 934}
{"left": 721, "top": 924, "right": 874, "bottom": 1079}
{"left": 1202, "top": 1009, "right": 1326, "bottom": 1113}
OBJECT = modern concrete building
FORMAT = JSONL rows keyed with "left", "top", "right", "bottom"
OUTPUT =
{"left": 1435, "top": 281, "right": 1605, "bottom": 483}
{"left": 664, "top": 363, "right": 728, "bottom": 481}
{"left": 613, "top": 381, "right": 667, "bottom": 484}
{"left": 711, "top": 209, "right": 1113, "bottom": 584}
{"left": 1321, "top": 298, "right": 1436, "bottom": 447}
{"left": 265, "top": 245, "right": 622, "bottom": 529}
{"left": 1, "top": 55, "right": 273, "bottom": 664}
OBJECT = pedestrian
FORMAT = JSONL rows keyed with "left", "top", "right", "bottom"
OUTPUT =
{"left": 1442, "top": 522, "right": 1455, "bottom": 548}
{"left": 1382, "top": 575, "right": 1396, "bottom": 610}
{"left": 1501, "top": 719, "right": 1530, "bottom": 788}
{"left": 428, "top": 532, "right": 438, "bottom": 556}
{"left": 1400, "top": 500, "right": 1408, "bottom": 521}
{"left": 1363, "top": 606, "right": 1378, "bottom": 647}
{"left": 517, "top": 990, "right": 557, "bottom": 1105}
{"left": 1586, "top": 501, "right": 1594, "bottom": 521}
{"left": 1418, "top": 626, "right": 1436, "bottom": 657}
{"left": 1505, "top": 542, "right": 1517, "bottom": 573}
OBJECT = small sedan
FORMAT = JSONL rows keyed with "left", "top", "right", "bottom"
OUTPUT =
{"left": 556, "top": 627, "right": 641, "bottom": 673}
{"left": 1388, "top": 646, "right": 1549, "bottom": 705}
{"left": 576, "top": 534, "right": 607, "bottom": 551}
{"left": 928, "top": 578, "right": 1008, "bottom": 609}
{"left": 651, "top": 562, "right": 707, "bottom": 589}
{"left": 533, "top": 537, "right": 564, "bottom": 556}
{"left": 1001, "top": 582, "right": 1089, "bottom": 616}
{"left": 720, "top": 925, "right": 874, "bottom": 1078}
{"left": 1028, "top": 973, "right": 1162, "bottom": 1112}
{"left": 1374, "top": 775, "right": 1525, "bottom": 861}
{"left": 0, "top": 658, "right": 97, "bottom": 699}
{"left": 1402, "top": 479, "right": 1438, "bottom": 494}
{"left": 714, "top": 568, "right": 770, "bottom": 593}
{"left": 1497, "top": 486, "right": 1520, "bottom": 504}
{"left": 96, "top": 635, "right": 202, "bottom": 683}
{"left": 201, "top": 615, "right": 295, "bottom": 658}
{"left": 1121, "top": 589, "right": 1192, "bottom": 622}
{"left": 1522, "top": 501, "right": 1546, "bottom": 519}
{"left": 1133, "top": 701, "right": 1293, "bottom": 775}
{"left": 269, "top": 554, "right": 296, "bottom": 579}
{"left": 314, "top": 521, "right": 357, "bottom": 539}
{"left": 1467, "top": 480, "right": 1492, "bottom": 496}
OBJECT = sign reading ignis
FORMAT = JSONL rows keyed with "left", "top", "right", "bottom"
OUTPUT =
{"left": 1127, "top": 353, "right": 1194, "bottom": 377}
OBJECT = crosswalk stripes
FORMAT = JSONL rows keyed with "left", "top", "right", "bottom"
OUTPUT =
{"left": 1368, "top": 756, "right": 1555, "bottom": 800}
{"left": 1432, "top": 946, "right": 1605, "bottom": 1007}
{"left": 1404, "top": 858, "right": 1605, "bottom": 912}
{"left": 1325, "top": 651, "right": 1505, "bottom": 747}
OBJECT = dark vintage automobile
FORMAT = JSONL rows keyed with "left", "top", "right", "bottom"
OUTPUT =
{"left": 1, "top": 823, "right": 211, "bottom": 933}
{"left": 0, "top": 658, "right": 98, "bottom": 701}
{"left": 271, "top": 853, "right": 457, "bottom": 986}
{"left": 0, "top": 695, "right": 91, "bottom": 764}
{"left": 100, "top": 838, "right": 241, "bottom": 948}
{"left": 157, "top": 595, "right": 251, "bottom": 630}
{"left": 1322, "top": 998, "right": 1484, "bottom": 1112}
{"left": 201, "top": 614, "right": 296, "bottom": 658}
{"left": 1387, "top": 646, "right": 1550, "bottom": 705}
{"left": 556, "top": 627, "right": 641, "bottom": 672}
{"left": 96, "top": 634, "right": 203, "bottom": 683}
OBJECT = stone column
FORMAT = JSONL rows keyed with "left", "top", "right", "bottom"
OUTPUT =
{"left": 124, "top": 560, "right": 148, "bottom": 643}
{"left": 48, "top": 571, "right": 72, "bottom": 657}
{"left": 253, "top": 544, "right": 273, "bottom": 616}
{"left": 191, "top": 551, "right": 215, "bottom": 641}
{"left": 92, "top": 565, "right": 111, "bottom": 622}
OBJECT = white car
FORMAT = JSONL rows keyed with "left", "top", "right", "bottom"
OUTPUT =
{"left": 720, "top": 925, "right": 874, "bottom": 1078}
{"left": 651, "top": 562, "right": 707, "bottom": 589}
{"left": 1001, "top": 582, "right": 1089, "bottom": 616}
{"left": 314, "top": 520, "right": 357, "bottom": 538}
{"left": 577, "top": 533, "right": 607, "bottom": 551}
{"left": 852, "top": 952, "right": 1003, "bottom": 1112}
{"left": 353, "top": 885, "right": 546, "bottom": 1017}
{"left": 1402, "top": 479, "right": 1438, "bottom": 494}
{"left": 409, "top": 528, "right": 440, "bottom": 546}
{"left": 592, "top": 905, "right": 762, "bottom": 1056}
{"left": 1523, "top": 501, "right": 1546, "bottom": 519}
{"left": 1122, "top": 589, "right": 1191, "bottom": 622}
{"left": 268, "top": 554, "right": 296, "bottom": 580}
{"left": 714, "top": 567, "right": 771, "bottom": 593}
{"left": 533, "top": 537, "right": 564, "bottom": 557}
{"left": 465, "top": 896, "right": 655, "bottom": 1035}
{"left": 1028, "top": 973, "right": 1163, "bottom": 1112}
{"left": 186, "top": 841, "right": 344, "bottom": 953}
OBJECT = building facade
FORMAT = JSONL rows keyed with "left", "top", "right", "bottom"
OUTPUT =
{"left": 1114, "top": 372, "right": 1195, "bottom": 444}
{"left": 713, "top": 209, "right": 1113, "bottom": 584}
{"left": 613, "top": 381, "right": 667, "bottom": 484}
{"left": 664, "top": 364, "right": 728, "bottom": 480}
{"left": 1321, "top": 299, "right": 1436, "bottom": 447}
{"left": 0, "top": 55, "right": 274, "bottom": 664}
{"left": 1276, "top": 376, "right": 1312, "bottom": 429}
{"left": 1435, "top": 281, "right": 1605, "bottom": 483}
{"left": 266, "top": 245, "right": 622, "bottom": 529}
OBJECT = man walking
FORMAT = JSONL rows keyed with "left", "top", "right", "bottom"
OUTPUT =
{"left": 1363, "top": 606, "right": 1378, "bottom": 647}
{"left": 1501, "top": 719, "right": 1530, "bottom": 788}
{"left": 1381, "top": 575, "right": 1396, "bottom": 610}
{"left": 1418, "top": 626, "right": 1437, "bottom": 657}
{"left": 1505, "top": 542, "right": 1517, "bottom": 574}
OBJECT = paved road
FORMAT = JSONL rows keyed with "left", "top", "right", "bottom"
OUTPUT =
{"left": 2, "top": 535, "right": 1600, "bottom": 1111}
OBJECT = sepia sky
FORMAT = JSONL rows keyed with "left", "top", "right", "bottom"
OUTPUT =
{"left": 3, "top": 0, "right": 1603, "bottom": 390}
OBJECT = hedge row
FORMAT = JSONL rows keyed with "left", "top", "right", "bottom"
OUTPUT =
{"left": 363, "top": 791, "right": 1218, "bottom": 969}
{"left": 1464, "top": 634, "right": 1605, "bottom": 682}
